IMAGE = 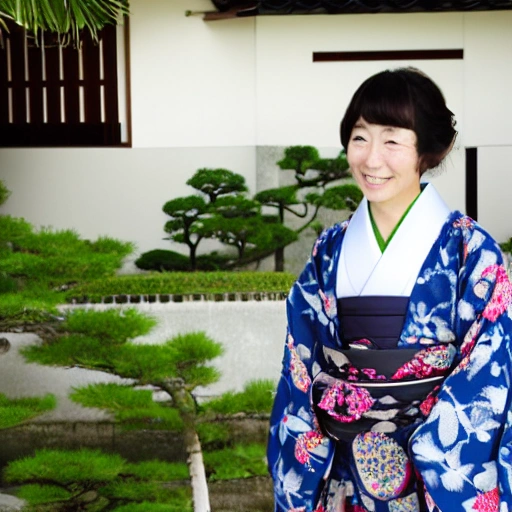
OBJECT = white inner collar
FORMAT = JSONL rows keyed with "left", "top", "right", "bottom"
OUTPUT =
{"left": 336, "top": 183, "right": 451, "bottom": 298}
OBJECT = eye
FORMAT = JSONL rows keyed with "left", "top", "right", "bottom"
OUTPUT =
{"left": 352, "top": 135, "right": 365, "bottom": 142}
{"left": 386, "top": 139, "right": 398, "bottom": 145}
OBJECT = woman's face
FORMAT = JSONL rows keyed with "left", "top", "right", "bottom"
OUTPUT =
{"left": 347, "top": 117, "right": 421, "bottom": 212}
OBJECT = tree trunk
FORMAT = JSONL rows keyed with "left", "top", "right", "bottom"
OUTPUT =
{"left": 275, "top": 205, "right": 285, "bottom": 271}
{"left": 190, "top": 244, "right": 197, "bottom": 271}
{"left": 185, "top": 429, "right": 211, "bottom": 512}
{"left": 274, "top": 247, "right": 284, "bottom": 272}
{"left": 162, "top": 379, "right": 211, "bottom": 512}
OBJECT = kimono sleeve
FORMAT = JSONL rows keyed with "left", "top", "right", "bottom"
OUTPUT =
{"left": 267, "top": 238, "right": 337, "bottom": 512}
{"left": 410, "top": 222, "right": 512, "bottom": 512}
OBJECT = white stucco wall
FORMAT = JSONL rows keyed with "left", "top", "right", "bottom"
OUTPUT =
{"left": 0, "top": 4, "right": 511, "bottom": 257}
{"left": 478, "top": 147, "right": 512, "bottom": 243}
{"left": 129, "top": 0, "right": 257, "bottom": 148}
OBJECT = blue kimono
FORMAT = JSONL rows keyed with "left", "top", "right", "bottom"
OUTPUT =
{"left": 267, "top": 184, "right": 512, "bottom": 512}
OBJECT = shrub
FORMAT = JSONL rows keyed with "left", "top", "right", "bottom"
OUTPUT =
{"left": 201, "top": 379, "right": 275, "bottom": 415}
{"left": 66, "top": 271, "right": 296, "bottom": 302}
{"left": 0, "top": 179, "right": 10, "bottom": 206}
{"left": 4, "top": 449, "right": 192, "bottom": 511}
{"left": 500, "top": 238, "right": 512, "bottom": 255}
{"left": 0, "top": 394, "right": 56, "bottom": 429}
{"left": 135, "top": 249, "right": 191, "bottom": 272}
{"left": 203, "top": 443, "right": 268, "bottom": 481}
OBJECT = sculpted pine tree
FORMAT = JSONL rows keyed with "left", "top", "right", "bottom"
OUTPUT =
{"left": 256, "top": 146, "right": 357, "bottom": 271}
{"left": 162, "top": 169, "right": 251, "bottom": 270}
{"left": 163, "top": 196, "right": 209, "bottom": 271}
{"left": 186, "top": 168, "right": 247, "bottom": 204}
{"left": 21, "top": 308, "right": 223, "bottom": 512}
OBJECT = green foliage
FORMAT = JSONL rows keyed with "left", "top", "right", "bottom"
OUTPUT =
{"left": 109, "top": 335, "right": 222, "bottom": 388}
{"left": 16, "top": 484, "right": 72, "bottom": 505}
{"left": 168, "top": 332, "right": 224, "bottom": 366}
{"left": 66, "top": 271, "right": 296, "bottom": 301}
{"left": 254, "top": 185, "right": 300, "bottom": 208}
{"left": 70, "top": 384, "right": 183, "bottom": 430}
{"left": 202, "top": 379, "right": 275, "bottom": 415}
{"left": 196, "top": 422, "right": 230, "bottom": 448}
{"left": 4, "top": 449, "right": 125, "bottom": 484}
{"left": 162, "top": 195, "right": 209, "bottom": 269}
{"left": 0, "top": 239, "right": 132, "bottom": 287}
{"left": 0, "top": 178, "right": 10, "bottom": 207}
{"left": 100, "top": 480, "right": 176, "bottom": 502}
{"left": 22, "top": 333, "right": 116, "bottom": 367}
{"left": 186, "top": 168, "right": 247, "bottom": 203}
{"left": 22, "top": 308, "right": 156, "bottom": 369}
{"left": 500, "top": 238, "right": 512, "bottom": 254}
{"left": 0, "top": 0, "right": 129, "bottom": 44}
{"left": 0, "top": 216, "right": 133, "bottom": 300}
{"left": 202, "top": 215, "right": 266, "bottom": 259}
{"left": 213, "top": 195, "right": 260, "bottom": 218}
{"left": 62, "top": 308, "right": 156, "bottom": 342}
{"left": 124, "top": 460, "right": 189, "bottom": 482}
{"left": 0, "top": 393, "right": 56, "bottom": 429}
{"left": 308, "top": 152, "right": 350, "bottom": 186}
{"left": 0, "top": 215, "right": 33, "bottom": 250}
{"left": 113, "top": 498, "right": 192, "bottom": 512}
{"left": 255, "top": 222, "right": 298, "bottom": 252}
{"left": 203, "top": 443, "right": 268, "bottom": 481}
{"left": 135, "top": 249, "right": 191, "bottom": 272}
{"left": 0, "top": 207, "right": 134, "bottom": 329}
{"left": 4, "top": 449, "right": 192, "bottom": 511}
{"left": 277, "top": 146, "right": 320, "bottom": 175}
{"left": 89, "top": 236, "right": 135, "bottom": 256}
{"left": 0, "top": 273, "right": 17, "bottom": 293}
{"left": 0, "top": 290, "right": 61, "bottom": 331}
{"left": 306, "top": 183, "right": 363, "bottom": 212}
{"left": 163, "top": 196, "right": 208, "bottom": 221}
{"left": 25, "top": 333, "right": 213, "bottom": 390}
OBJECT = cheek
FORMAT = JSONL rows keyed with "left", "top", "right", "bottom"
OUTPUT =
{"left": 346, "top": 149, "right": 362, "bottom": 169}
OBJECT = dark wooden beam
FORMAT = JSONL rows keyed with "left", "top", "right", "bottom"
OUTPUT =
{"left": 313, "top": 49, "right": 464, "bottom": 62}
{"left": 466, "top": 147, "right": 478, "bottom": 221}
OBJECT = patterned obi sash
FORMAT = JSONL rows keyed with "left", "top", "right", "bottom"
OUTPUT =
{"left": 312, "top": 296, "right": 456, "bottom": 442}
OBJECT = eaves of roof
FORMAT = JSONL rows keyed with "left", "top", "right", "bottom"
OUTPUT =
{"left": 205, "top": 0, "right": 512, "bottom": 20}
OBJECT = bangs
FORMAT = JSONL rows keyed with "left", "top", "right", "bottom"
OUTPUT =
{"left": 340, "top": 70, "right": 417, "bottom": 149}
{"left": 355, "top": 73, "right": 415, "bottom": 131}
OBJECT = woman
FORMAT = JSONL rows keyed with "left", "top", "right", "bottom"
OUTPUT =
{"left": 267, "top": 68, "right": 512, "bottom": 512}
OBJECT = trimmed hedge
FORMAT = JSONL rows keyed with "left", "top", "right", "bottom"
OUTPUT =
{"left": 66, "top": 271, "right": 296, "bottom": 302}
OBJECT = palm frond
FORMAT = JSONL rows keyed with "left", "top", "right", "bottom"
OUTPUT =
{"left": 0, "top": 0, "right": 129, "bottom": 44}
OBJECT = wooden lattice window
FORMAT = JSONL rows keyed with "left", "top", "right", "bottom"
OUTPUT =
{"left": 0, "top": 21, "right": 128, "bottom": 147}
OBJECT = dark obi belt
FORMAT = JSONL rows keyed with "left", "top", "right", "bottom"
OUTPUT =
{"left": 311, "top": 295, "right": 455, "bottom": 442}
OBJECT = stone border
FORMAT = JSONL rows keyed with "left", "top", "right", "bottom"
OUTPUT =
{"left": 68, "top": 291, "right": 288, "bottom": 305}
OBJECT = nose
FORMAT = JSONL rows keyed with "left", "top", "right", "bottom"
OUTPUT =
{"left": 365, "top": 142, "right": 383, "bottom": 169}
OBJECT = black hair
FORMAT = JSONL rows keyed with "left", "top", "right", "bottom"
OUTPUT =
{"left": 340, "top": 67, "right": 457, "bottom": 174}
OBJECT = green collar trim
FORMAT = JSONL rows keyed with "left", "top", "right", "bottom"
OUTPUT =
{"left": 369, "top": 191, "right": 422, "bottom": 253}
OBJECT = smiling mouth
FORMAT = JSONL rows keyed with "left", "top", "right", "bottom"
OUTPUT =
{"left": 364, "top": 174, "right": 391, "bottom": 185}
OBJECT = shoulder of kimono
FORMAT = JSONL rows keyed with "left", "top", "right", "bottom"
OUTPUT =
{"left": 447, "top": 211, "right": 503, "bottom": 254}
{"left": 313, "top": 221, "right": 348, "bottom": 252}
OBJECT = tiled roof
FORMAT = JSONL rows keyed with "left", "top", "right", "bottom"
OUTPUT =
{"left": 208, "top": 0, "right": 512, "bottom": 18}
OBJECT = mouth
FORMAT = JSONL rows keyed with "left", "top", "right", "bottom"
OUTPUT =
{"left": 364, "top": 174, "right": 391, "bottom": 185}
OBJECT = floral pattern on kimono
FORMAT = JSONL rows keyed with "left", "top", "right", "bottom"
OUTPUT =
{"left": 267, "top": 210, "right": 512, "bottom": 512}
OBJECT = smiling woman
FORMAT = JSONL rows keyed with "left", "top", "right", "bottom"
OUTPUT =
{"left": 347, "top": 120, "right": 420, "bottom": 239}
{"left": 267, "top": 68, "right": 512, "bottom": 512}
{"left": 340, "top": 68, "right": 457, "bottom": 242}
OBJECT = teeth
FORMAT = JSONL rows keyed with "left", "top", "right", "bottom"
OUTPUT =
{"left": 365, "top": 175, "right": 389, "bottom": 185}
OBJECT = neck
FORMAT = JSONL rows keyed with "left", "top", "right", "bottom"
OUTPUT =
{"left": 369, "top": 190, "right": 421, "bottom": 241}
